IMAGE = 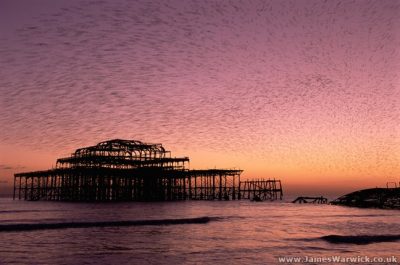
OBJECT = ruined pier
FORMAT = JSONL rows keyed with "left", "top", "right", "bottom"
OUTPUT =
{"left": 14, "top": 139, "right": 283, "bottom": 202}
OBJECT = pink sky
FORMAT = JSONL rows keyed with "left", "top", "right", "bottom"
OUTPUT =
{"left": 0, "top": 0, "right": 399, "bottom": 197}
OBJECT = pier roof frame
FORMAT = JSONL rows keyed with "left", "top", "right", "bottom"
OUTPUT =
{"left": 73, "top": 139, "right": 167, "bottom": 157}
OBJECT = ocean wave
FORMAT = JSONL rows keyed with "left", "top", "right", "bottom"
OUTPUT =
{"left": 0, "top": 216, "right": 212, "bottom": 232}
{"left": 327, "top": 214, "right": 394, "bottom": 218}
{"left": 0, "top": 210, "right": 65, "bottom": 214}
{"left": 209, "top": 216, "right": 247, "bottom": 221}
{"left": 321, "top": 234, "right": 400, "bottom": 244}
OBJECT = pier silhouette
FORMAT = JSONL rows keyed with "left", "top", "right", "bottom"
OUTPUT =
{"left": 14, "top": 139, "right": 283, "bottom": 202}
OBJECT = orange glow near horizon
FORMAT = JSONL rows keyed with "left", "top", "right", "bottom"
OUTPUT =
{"left": 1, "top": 139, "right": 398, "bottom": 197}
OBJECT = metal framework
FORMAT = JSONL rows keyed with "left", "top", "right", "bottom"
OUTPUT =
{"left": 239, "top": 179, "right": 283, "bottom": 201}
{"left": 13, "top": 139, "right": 282, "bottom": 202}
{"left": 292, "top": 196, "right": 328, "bottom": 204}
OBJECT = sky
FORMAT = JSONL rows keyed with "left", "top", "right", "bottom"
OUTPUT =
{"left": 0, "top": 0, "right": 399, "bottom": 197}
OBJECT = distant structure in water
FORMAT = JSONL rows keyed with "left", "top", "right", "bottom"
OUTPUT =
{"left": 14, "top": 139, "right": 283, "bottom": 202}
{"left": 292, "top": 196, "right": 328, "bottom": 204}
{"left": 331, "top": 187, "right": 400, "bottom": 209}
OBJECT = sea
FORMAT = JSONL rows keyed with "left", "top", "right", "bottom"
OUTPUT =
{"left": 0, "top": 198, "right": 399, "bottom": 265}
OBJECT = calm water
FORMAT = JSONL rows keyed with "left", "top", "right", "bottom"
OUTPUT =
{"left": 0, "top": 199, "right": 399, "bottom": 265}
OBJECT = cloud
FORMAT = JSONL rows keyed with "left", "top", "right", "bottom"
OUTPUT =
{"left": 0, "top": 164, "right": 26, "bottom": 170}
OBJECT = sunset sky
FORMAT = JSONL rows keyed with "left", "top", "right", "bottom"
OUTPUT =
{"left": 0, "top": 0, "right": 399, "bottom": 197}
